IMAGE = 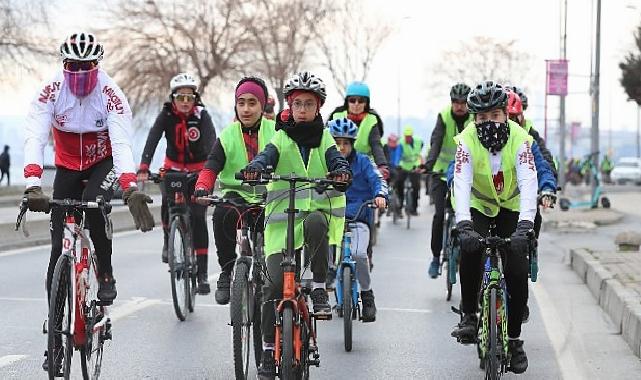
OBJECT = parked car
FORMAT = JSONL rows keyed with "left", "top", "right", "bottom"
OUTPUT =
{"left": 610, "top": 157, "right": 641, "bottom": 185}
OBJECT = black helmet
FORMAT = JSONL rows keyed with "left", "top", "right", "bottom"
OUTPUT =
{"left": 450, "top": 82, "right": 471, "bottom": 101}
{"left": 467, "top": 81, "right": 508, "bottom": 114}
{"left": 511, "top": 86, "right": 528, "bottom": 110}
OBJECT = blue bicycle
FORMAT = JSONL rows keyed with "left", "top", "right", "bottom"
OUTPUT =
{"left": 334, "top": 200, "right": 376, "bottom": 352}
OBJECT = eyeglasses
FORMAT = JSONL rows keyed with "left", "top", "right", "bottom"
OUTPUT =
{"left": 348, "top": 97, "right": 366, "bottom": 104}
{"left": 173, "top": 93, "right": 196, "bottom": 102}
{"left": 63, "top": 60, "right": 97, "bottom": 72}
{"left": 291, "top": 100, "right": 317, "bottom": 111}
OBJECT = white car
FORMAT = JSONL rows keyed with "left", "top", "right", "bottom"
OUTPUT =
{"left": 610, "top": 157, "right": 641, "bottom": 185}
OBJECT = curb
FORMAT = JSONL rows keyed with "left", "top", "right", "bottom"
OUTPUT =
{"left": 570, "top": 248, "right": 641, "bottom": 358}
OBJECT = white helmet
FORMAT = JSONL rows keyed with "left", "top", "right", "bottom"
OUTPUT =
{"left": 283, "top": 72, "right": 327, "bottom": 104}
{"left": 59, "top": 32, "right": 104, "bottom": 62}
{"left": 170, "top": 73, "right": 199, "bottom": 93}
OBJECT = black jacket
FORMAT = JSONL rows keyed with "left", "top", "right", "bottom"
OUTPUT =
{"left": 140, "top": 103, "right": 216, "bottom": 166}
{"left": 425, "top": 111, "right": 468, "bottom": 172}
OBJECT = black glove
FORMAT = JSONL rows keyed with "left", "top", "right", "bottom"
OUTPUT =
{"left": 327, "top": 168, "right": 352, "bottom": 191}
{"left": 24, "top": 186, "right": 50, "bottom": 213}
{"left": 510, "top": 220, "right": 534, "bottom": 255}
{"left": 456, "top": 220, "right": 483, "bottom": 255}
{"left": 193, "top": 188, "right": 209, "bottom": 198}
{"left": 123, "top": 187, "right": 155, "bottom": 232}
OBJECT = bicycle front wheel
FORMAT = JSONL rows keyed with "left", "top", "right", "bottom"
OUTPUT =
{"left": 48, "top": 254, "right": 73, "bottom": 380}
{"left": 81, "top": 255, "right": 105, "bottom": 380}
{"left": 280, "top": 306, "right": 295, "bottom": 380}
{"left": 485, "top": 288, "right": 500, "bottom": 380}
{"left": 342, "top": 266, "right": 353, "bottom": 352}
{"left": 231, "top": 261, "right": 251, "bottom": 380}
{"left": 168, "top": 218, "right": 189, "bottom": 321}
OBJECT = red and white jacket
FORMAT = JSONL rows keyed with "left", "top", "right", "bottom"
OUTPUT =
{"left": 24, "top": 69, "right": 137, "bottom": 190}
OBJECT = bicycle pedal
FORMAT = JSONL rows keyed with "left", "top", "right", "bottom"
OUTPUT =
{"left": 313, "top": 312, "right": 332, "bottom": 321}
{"left": 309, "top": 358, "right": 320, "bottom": 367}
{"left": 96, "top": 300, "right": 113, "bottom": 307}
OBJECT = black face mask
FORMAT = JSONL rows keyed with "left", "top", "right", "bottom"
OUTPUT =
{"left": 476, "top": 121, "right": 509, "bottom": 153}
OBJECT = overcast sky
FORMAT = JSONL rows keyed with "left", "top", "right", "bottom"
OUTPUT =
{"left": 3, "top": 0, "right": 641, "bottom": 138}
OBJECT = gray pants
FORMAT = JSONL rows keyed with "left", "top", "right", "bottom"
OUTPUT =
{"left": 261, "top": 211, "right": 329, "bottom": 344}
{"left": 346, "top": 222, "right": 372, "bottom": 291}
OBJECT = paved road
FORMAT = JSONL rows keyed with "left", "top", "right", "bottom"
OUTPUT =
{"left": 1, "top": 197, "right": 641, "bottom": 379}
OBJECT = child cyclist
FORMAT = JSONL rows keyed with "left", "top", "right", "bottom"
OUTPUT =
{"left": 328, "top": 118, "right": 387, "bottom": 322}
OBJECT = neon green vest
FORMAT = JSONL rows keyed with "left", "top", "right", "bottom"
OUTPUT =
{"left": 454, "top": 120, "right": 533, "bottom": 217}
{"left": 433, "top": 105, "right": 473, "bottom": 174}
{"left": 400, "top": 137, "right": 423, "bottom": 171}
{"left": 218, "top": 118, "right": 276, "bottom": 203}
{"left": 332, "top": 110, "right": 377, "bottom": 156}
{"left": 264, "top": 129, "right": 346, "bottom": 256}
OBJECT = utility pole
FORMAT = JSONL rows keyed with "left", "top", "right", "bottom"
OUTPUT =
{"left": 558, "top": 0, "right": 568, "bottom": 190}
{"left": 591, "top": 0, "right": 601, "bottom": 197}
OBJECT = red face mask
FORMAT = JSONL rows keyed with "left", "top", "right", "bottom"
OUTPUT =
{"left": 404, "top": 136, "right": 412, "bottom": 144}
{"left": 63, "top": 67, "right": 99, "bottom": 97}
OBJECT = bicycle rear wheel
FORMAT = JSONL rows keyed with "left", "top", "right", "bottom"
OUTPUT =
{"left": 48, "top": 254, "right": 73, "bottom": 380}
{"left": 231, "top": 262, "right": 251, "bottom": 380}
{"left": 342, "top": 266, "right": 353, "bottom": 352}
{"left": 485, "top": 288, "right": 500, "bottom": 380}
{"left": 168, "top": 218, "right": 189, "bottom": 321}
{"left": 280, "top": 306, "right": 295, "bottom": 380}
{"left": 81, "top": 255, "right": 105, "bottom": 380}
{"left": 252, "top": 234, "right": 265, "bottom": 368}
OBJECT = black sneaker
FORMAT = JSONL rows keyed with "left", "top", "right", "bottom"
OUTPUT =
{"left": 197, "top": 273, "right": 211, "bottom": 295}
{"left": 42, "top": 349, "right": 62, "bottom": 375}
{"left": 451, "top": 313, "right": 477, "bottom": 344}
{"left": 257, "top": 350, "right": 276, "bottom": 380}
{"left": 162, "top": 233, "right": 168, "bottom": 263}
{"left": 508, "top": 339, "right": 528, "bottom": 374}
{"left": 522, "top": 304, "right": 530, "bottom": 323}
{"left": 326, "top": 267, "right": 336, "bottom": 290}
{"left": 97, "top": 274, "right": 117, "bottom": 303}
{"left": 310, "top": 288, "right": 331, "bottom": 315}
{"left": 361, "top": 290, "right": 377, "bottom": 322}
{"left": 214, "top": 272, "right": 231, "bottom": 305}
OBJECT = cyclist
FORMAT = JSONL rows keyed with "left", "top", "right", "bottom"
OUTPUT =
{"left": 329, "top": 81, "right": 389, "bottom": 177}
{"left": 451, "top": 81, "right": 537, "bottom": 374}
{"left": 23, "top": 32, "right": 155, "bottom": 372}
{"left": 425, "top": 83, "right": 474, "bottom": 278}
{"left": 329, "top": 118, "right": 387, "bottom": 322}
{"left": 137, "top": 72, "right": 216, "bottom": 293}
{"left": 242, "top": 72, "right": 351, "bottom": 380}
{"left": 193, "top": 76, "right": 276, "bottom": 305}
{"left": 383, "top": 133, "right": 402, "bottom": 180}
{"left": 263, "top": 95, "right": 276, "bottom": 120}
{"left": 397, "top": 125, "right": 423, "bottom": 215}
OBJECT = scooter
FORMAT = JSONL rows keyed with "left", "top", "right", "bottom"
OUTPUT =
{"left": 559, "top": 152, "right": 610, "bottom": 211}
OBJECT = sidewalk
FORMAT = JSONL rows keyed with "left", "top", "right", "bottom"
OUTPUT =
{"left": 555, "top": 189, "right": 641, "bottom": 358}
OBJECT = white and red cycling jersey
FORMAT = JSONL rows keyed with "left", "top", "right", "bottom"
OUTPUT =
{"left": 24, "top": 69, "right": 137, "bottom": 190}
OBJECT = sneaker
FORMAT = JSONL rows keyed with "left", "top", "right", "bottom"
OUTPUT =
{"left": 428, "top": 257, "right": 440, "bottom": 279}
{"left": 197, "top": 272, "right": 211, "bottom": 295}
{"left": 508, "top": 339, "right": 528, "bottom": 374}
{"left": 161, "top": 247, "right": 168, "bottom": 264}
{"left": 451, "top": 313, "right": 477, "bottom": 344}
{"left": 522, "top": 304, "right": 530, "bottom": 323}
{"left": 257, "top": 350, "right": 276, "bottom": 380}
{"left": 410, "top": 209, "right": 418, "bottom": 216}
{"left": 361, "top": 290, "right": 377, "bottom": 322}
{"left": 214, "top": 272, "right": 231, "bottom": 305}
{"left": 42, "top": 349, "right": 62, "bottom": 375}
{"left": 97, "top": 274, "right": 117, "bottom": 303}
{"left": 310, "top": 288, "right": 331, "bottom": 315}
{"left": 326, "top": 267, "right": 336, "bottom": 290}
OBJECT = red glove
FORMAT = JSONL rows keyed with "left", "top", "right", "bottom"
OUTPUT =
{"left": 378, "top": 165, "right": 390, "bottom": 180}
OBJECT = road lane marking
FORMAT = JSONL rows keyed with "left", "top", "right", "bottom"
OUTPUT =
{"left": 0, "top": 355, "right": 28, "bottom": 368}
{"left": 377, "top": 307, "right": 432, "bottom": 314}
{"left": 108, "top": 297, "right": 161, "bottom": 322}
{"left": 531, "top": 281, "right": 583, "bottom": 380}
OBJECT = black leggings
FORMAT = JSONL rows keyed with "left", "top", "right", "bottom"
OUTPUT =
{"left": 459, "top": 208, "right": 529, "bottom": 339}
{"left": 47, "top": 159, "right": 116, "bottom": 298}
{"left": 429, "top": 177, "right": 448, "bottom": 258}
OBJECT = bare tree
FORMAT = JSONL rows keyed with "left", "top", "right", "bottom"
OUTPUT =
{"left": 316, "top": 0, "right": 392, "bottom": 97}
{"left": 0, "top": 0, "right": 56, "bottom": 73}
{"left": 241, "top": 0, "right": 331, "bottom": 111}
{"left": 99, "top": 0, "right": 253, "bottom": 118}
{"left": 428, "top": 36, "right": 533, "bottom": 93}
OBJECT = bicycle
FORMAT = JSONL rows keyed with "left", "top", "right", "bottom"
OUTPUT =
{"left": 198, "top": 195, "right": 265, "bottom": 380}
{"left": 386, "top": 183, "right": 402, "bottom": 224}
{"left": 150, "top": 171, "right": 199, "bottom": 321}
{"left": 440, "top": 191, "right": 459, "bottom": 301}
{"left": 334, "top": 200, "right": 376, "bottom": 352}
{"left": 402, "top": 172, "right": 417, "bottom": 229}
{"left": 16, "top": 197, "right": 113, "bottom": 380}
{"left": 241, "top": 171, "right": 340, "bottom": 379}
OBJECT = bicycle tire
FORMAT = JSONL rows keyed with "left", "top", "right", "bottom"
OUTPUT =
{"left": 442, "top": 217, "right": 452, "bottom": 300}
{"left": 231, "top": 262, "right": 251, "bottom": 380}
{"left": 342, "top": 266, "right": 353, "bottom": 352}
{"left": 168, "top": 218, "right": 189, "bottom": 321}
{"left": 48, "top": 254, "right": 73, "bottom": 380}
{"left": 252, "top": 233, "right": 265, "bottom": 368}
{"left": 280, "top": 306, "right": 295, "bottom": 380}
{"left": 392, "top": 193, "right": 399, "bottom": 224}
{"left": 187, "top": 237, "right": 197, "bottom": 313}
{"left": 81, "top": 255, "right": 104, "bottom": 380}
{"left": 486, "top": 288, "right": 500, "bottom": 380}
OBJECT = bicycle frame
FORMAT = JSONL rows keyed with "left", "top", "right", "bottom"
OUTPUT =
{"left": 334, "top": 224, "right": 359, "bottom": 312}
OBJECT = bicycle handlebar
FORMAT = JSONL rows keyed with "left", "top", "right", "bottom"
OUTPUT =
{"left": 235, "top": 171, "right": 346, "bottom": 188}
{"left": 346, "top": 200, "right": 377, "bottom": 223}
{"left": 15, "top": 196, "right": 111, "bottom": 232}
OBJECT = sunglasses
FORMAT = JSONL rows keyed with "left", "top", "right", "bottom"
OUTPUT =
{"left": 173, "top": 93, "right": 196, "bottom": 102}
{"left": 348, "top": 97, "right": 366, "bottom": 104}
{"left": 63, "top": 60, "right": 97, "bottom": 72}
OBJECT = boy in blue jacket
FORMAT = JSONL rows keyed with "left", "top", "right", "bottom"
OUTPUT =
{"left": 328, "top": 118, "right": 387, "bottom": 322}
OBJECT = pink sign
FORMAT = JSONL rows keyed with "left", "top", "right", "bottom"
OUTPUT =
{"left": 546, "top": 60, "right": 568, "bottom": 96}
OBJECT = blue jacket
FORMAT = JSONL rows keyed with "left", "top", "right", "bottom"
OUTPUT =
{"left": 346, "top": 151, "right": 388, "bottom": 223}
{"left": 446, "top": 142, "right": 557, "bottom": 191}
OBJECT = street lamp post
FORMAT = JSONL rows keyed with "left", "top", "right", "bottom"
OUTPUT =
{"left": 591, "top": 0, "right": 601, "bottom": 197}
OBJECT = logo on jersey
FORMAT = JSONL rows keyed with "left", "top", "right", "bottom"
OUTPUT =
{"left": 54, "top": 114, "right": 68, "bottom": 128}
{"left": 38, "top": 81, "right": 61, "bottom": 104}
{"left": 103, "top": 86, "right": 125, "bottom": 114}
{"left": 187, "top": 127, "right": 200, "bottom": 142}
